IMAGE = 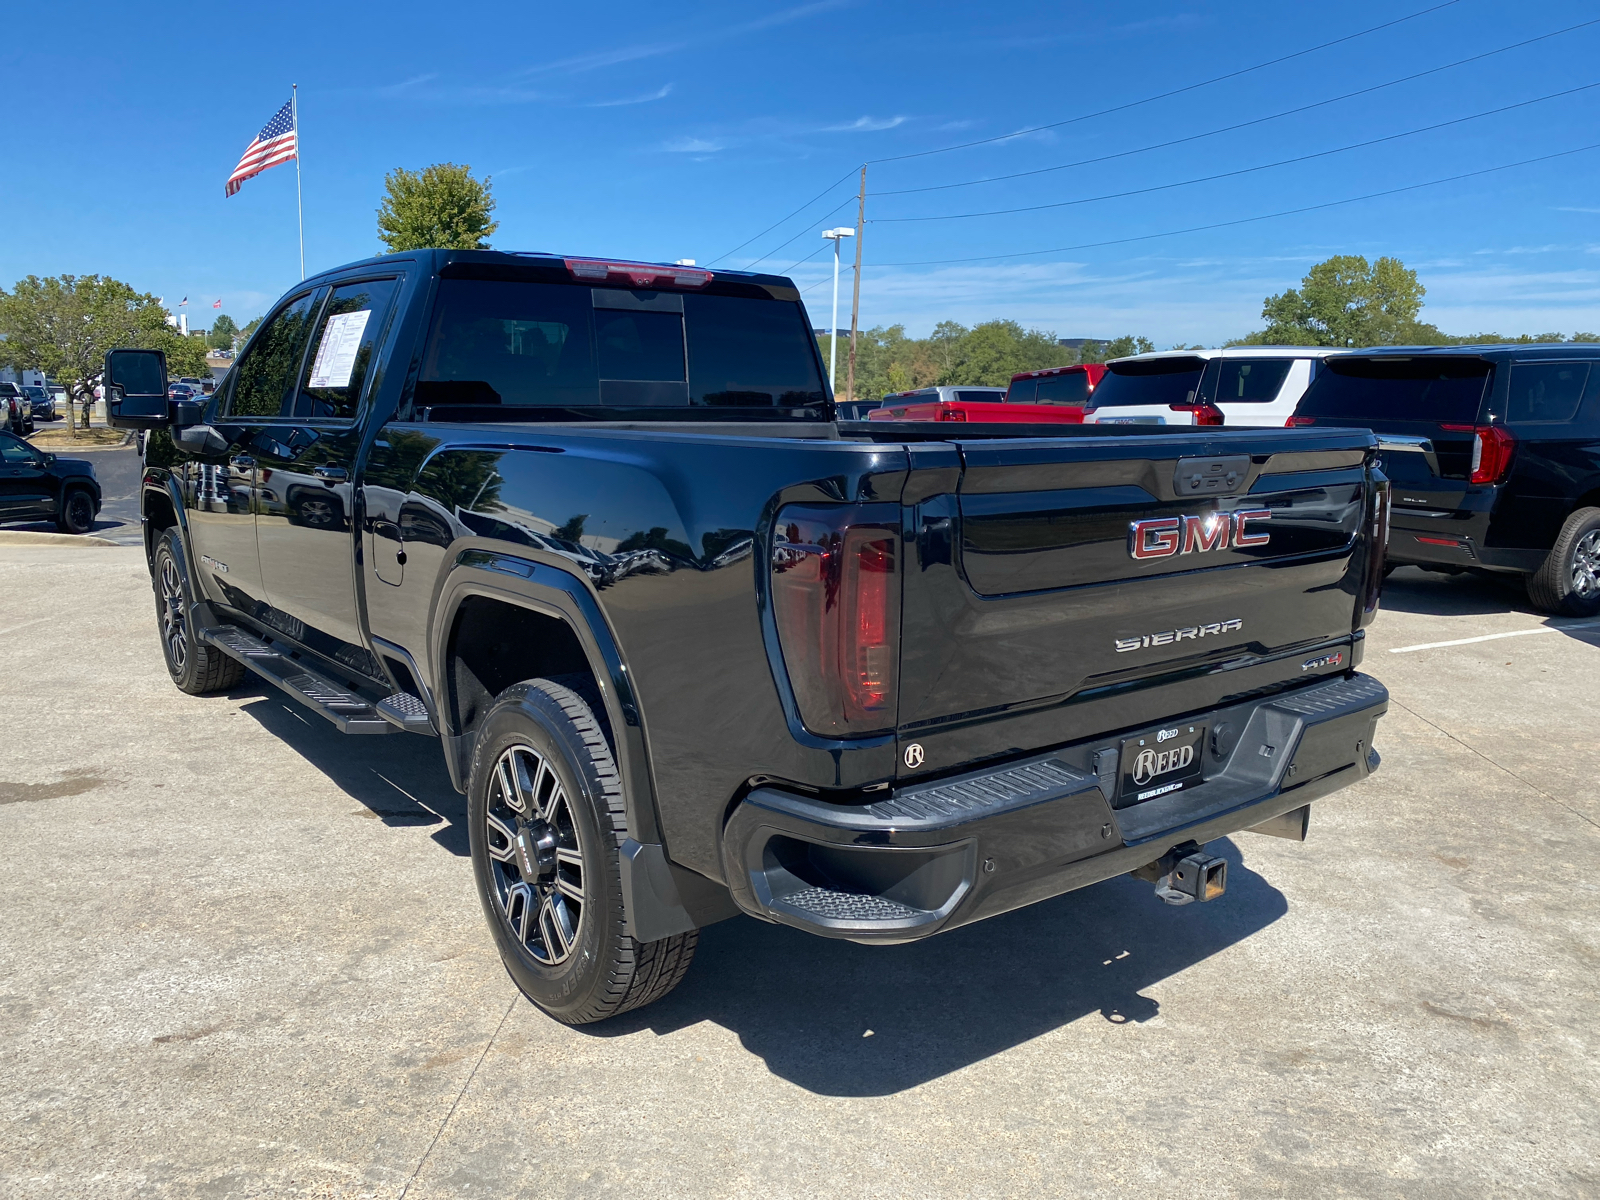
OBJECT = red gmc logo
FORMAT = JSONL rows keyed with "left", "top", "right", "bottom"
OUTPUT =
{"left": 1129, "top": 510, "right": 1272, "bottom": 560}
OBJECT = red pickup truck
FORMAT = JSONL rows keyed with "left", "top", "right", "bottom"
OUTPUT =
{"left": 866, "top": 365, "right": 1105, "bottom": 423}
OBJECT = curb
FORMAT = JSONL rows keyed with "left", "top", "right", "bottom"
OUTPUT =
{"left": 0, "top": 531, "right": 122, "bottom": 548}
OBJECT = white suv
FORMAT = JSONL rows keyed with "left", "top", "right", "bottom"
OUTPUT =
{"left": 1082, "top": 347, "right": 1345, "bottom": 427}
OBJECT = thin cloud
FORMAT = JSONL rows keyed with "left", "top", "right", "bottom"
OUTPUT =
{"left": 820, "top": 115, "right": 907, "bottom": 133}
{"left": 518, "top": 0, "right": 850, "bottom": 77}
{"left": 663, "top": 136, "right": 726, "bottom": 154}
{"left": 590, "top": 84, "right": 674, "bottom": 107}
{"left": 1557, "top": 206, "right": 1600, "bottom": 214}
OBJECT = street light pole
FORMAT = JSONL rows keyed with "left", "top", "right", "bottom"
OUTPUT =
{"left": 821, "top": 227, "right": 853, "bottom": 396}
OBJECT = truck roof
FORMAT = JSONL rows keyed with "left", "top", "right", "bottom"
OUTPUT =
{"left": 299, "top": 248, "right": 801, "bottom": 294}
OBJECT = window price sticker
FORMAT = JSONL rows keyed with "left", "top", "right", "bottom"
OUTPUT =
{"left": 308, "top": 309, "right": 372, "bottom": 389}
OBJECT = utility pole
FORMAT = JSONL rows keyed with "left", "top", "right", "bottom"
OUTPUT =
{"left": 844, "top": 164, "right": 866, "bottom": 405}
{"left": 821, "top": 227, "right": 853, "bottom": 395}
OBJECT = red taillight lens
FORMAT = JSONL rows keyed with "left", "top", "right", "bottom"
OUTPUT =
{"left": 937, "top": 408, "right": 968, "bottom": 422}
{"left": 1171, "top": 403, "right": 1224, "bottom": 426}
{"left": 563, "top": 257, "right": 712, "bottom": 289}
{"left": 1286, "top": 415, "right": 1316, "bottom": 427}
{"left": 1440, "top": 423, "right": 1515, "bottom": 485}
{"left": 770, "top": 504, "right": 900, "bottom": 736}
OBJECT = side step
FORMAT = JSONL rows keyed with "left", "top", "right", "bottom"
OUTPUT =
{"left": 201, "top": 626, "right": 394, "bottom": 735}
{"left": 376, "top": 692, "right": 436, "bottom": 735}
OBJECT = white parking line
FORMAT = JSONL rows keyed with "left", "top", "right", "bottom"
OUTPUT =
{"left": 1389, "top": 618, "right": 1600, "bottom": 653}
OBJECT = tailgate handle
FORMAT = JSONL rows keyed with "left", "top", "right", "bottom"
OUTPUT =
{"left": 1174, "top": 455, "right": 1250, "bottom": 498}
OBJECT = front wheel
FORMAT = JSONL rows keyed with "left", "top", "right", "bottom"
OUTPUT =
{"left": 57, "top": 488, "right": 95, "bottom": 535}
{"left": 1527, "top": 507, "right": 1600, "bottom": 616}
{"left": 468, "top": 678, "right": 697, "bottom": 1024}
{"left": 153, "top": 529, "right": 245, "bottom": 694}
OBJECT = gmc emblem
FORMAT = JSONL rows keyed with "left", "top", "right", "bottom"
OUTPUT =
{"left": 1129, "top": 510, "right": 1271, "bottom": 560}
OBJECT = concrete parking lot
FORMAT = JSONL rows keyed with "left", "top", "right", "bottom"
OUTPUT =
{"left": 2, "top": 547, "right": 1597, "bottom": 1198}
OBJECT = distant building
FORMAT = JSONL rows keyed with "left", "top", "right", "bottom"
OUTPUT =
{"left": 1057, "top": 338, "right": 1109, "bottom": 349}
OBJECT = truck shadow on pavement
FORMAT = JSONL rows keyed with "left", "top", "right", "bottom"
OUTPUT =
{"left": 235, "top": 687, "right": 469, "bottom": 856}
{"left": 592, "top": 837, "right": 1286, "bottom": 1096}
{"left": 1379, "top": 566, "right": 1535, "bottom": 617}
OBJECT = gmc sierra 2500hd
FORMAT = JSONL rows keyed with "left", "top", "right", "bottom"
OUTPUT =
{"left": 106, "top": 249, "right": 1391, "bottom": 1025}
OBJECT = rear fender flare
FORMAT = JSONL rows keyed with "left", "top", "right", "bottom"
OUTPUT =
{"left": 431, "top": 550, "right": 663, "bottom": 847}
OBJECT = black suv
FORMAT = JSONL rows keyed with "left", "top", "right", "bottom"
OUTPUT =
{"left": 1292, "top": 345, "right": 1600, "bottom": 614}
{"left": 0, "top": 431, "right": 102, "bottom": 533}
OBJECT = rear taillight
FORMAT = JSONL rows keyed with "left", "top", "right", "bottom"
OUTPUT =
{"left": 937, "top": 408, "right": 968, "bottom": 422}
{"left": 770, "top": 504, "right": 900, "bottom": 736}
{"left": 1285, "top": 415, "right": 1316, "bottom": 427}
{"left": 1361, "top": 471, "right": 1391, "bottom": 623}
{"left": 1440, "top": 423, "right": 1515, "bottom": 485}
{"left": 1171, "top": 403, "right": 1224, "bottom": 426}
{"left": 564, "top": 257, "right": 712, "bottom": 289}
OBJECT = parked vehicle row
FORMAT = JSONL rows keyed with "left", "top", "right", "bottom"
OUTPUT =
{"left": 105, "top": 248, "right": 1391, "bottom": 1026}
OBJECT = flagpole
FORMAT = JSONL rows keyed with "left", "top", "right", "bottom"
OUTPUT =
{"left": 293, "top": 83, "right": 304, "bottom": 280}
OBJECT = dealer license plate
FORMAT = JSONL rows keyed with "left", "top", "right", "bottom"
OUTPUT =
{"left": 1118, "top": 721, "right": 1207, "bottom": 805}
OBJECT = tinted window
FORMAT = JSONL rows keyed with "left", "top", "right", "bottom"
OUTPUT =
{"left": 419, "top": 279, "right": 598, "bottom": 408}
{"left": 417, "top": 280, "right": 826, "bottom": 413}
{"left": 0, "top": 433, "right": 39, "bottom": 463}
{"left": 1298, "top": 356, "right": 1491, "bottom": 424}
{"left": 685, "top": 293, "right": 825, "bottom": 407}
{"left": 1507, "top": 361, "right": 1589, "bottom": 423}
{"left": 1033, "top": 374, "right": 1089, "bottom": 406}
{"left": 292, "top": 278, "right": 397, "bottom": 420}
{"left": 1213, "top": 359, "right": 1292, "bottom": 403}
{"left": 1006, "top": 379, "right": 1036, "bottom": 404}
{"left": 955, "top": 389, "right": 1004, "bottom": 404}
{"left": 1091, "top": 357, "right": 1207, "bottom": 408}
{"left": 230, "top": 290, "right": 323, "bottom": 417}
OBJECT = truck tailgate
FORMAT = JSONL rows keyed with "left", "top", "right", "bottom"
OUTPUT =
{"left": 897, "top": 429, "right": 1377, "bottom": 776}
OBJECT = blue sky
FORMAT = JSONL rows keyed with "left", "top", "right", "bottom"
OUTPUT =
{"left": 6, "top": 0, "right": 1600, "bottom": 345}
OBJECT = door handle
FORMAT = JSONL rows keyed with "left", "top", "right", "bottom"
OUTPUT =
{"left": 230, "top": 455, "right": 256, "bottom": 468}
{"left": 313, "top": 465, "right": 348, "bottom": 483}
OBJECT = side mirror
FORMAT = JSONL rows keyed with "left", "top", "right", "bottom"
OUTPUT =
{"left": 103, "top": 348, "right": 170, "bottom": 429}
{"left": 170, "top": 399, "right": 204, "bottom": 428}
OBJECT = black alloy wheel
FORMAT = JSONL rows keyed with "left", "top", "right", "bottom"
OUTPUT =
{"left": 152, "top": 528, "right": 245, "bottom": 695}
{"left": 57, "top": 488, "right": 95, "bottom": 535}
{"left": 1528, "top": 507, "right": 1600, "bottom": 617}
{"left": 468, "top": 677, "right": 697, "bottom": 1024}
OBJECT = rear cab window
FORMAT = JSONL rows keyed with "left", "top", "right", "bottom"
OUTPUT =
{"left": 413, "top": 275, "right": 826, "bottom": 419}
{"left": 1032, "top": 373, "right": 1088, "bottom": 406}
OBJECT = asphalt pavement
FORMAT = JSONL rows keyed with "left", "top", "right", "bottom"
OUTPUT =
{"left": 1, "top": 552, "right": 1596, "bottom": 1198}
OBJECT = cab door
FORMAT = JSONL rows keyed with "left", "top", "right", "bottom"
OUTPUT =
{"left": 252, "top": 277, "right": 400, "bottom": 670}
{"left": 179, "top": 287, "right": 325, "bottom": 617}
{"left": 0, "top": 433, "right": 53, "bottom": 519}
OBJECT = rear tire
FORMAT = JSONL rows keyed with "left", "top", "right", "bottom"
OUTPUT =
{"left": 56, "top": 488, "right": 95, "bottom": 535}
{"left": 1527, "top": 507, "right": 1600, "bottom": 616}
{"left": 153, "top": 528, "right": 245, "bottom": 694}
{"left": 468, "top": 678, "right": 697, "bottom": 1025}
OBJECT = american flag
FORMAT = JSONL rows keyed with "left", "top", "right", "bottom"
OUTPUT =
{"left": 226, "top": 100, "right": 297, "bottom": 197}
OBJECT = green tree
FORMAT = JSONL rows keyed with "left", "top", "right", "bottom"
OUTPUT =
{"left": 1079, "top": 335, "right": 1154, "bottom": 364}
{"left": 0, "top": 274, "right": 174, "bottom": 438}
{"left": 377, "top": 162, "right": 498, "bottom": 252}
{"left": 209, "top": 314, "right": 239, "bottom": 350}
{"left": 1250, "top": 255, "right": 1443, "bottom": 347}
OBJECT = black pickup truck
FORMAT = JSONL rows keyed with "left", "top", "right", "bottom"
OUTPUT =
{"left": 106, "top": 249, "right": 1391, "bottom": 1024}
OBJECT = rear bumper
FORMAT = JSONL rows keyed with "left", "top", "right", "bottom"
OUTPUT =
{"left": 1387, "top": 504, "right": 1545, "bottom": 574}
{"left": 721, "top": 673, "right": 1387, "bottom": 943}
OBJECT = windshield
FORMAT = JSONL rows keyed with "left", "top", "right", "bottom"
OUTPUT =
{"left": 1298, "top": 356, "right": 1491, "bottom": 424}
{"left": 1091, "top": 357, "right": 1207, "bottom": 408}
{"left": 416, "top": 279, "right": 826, "bottom": 417}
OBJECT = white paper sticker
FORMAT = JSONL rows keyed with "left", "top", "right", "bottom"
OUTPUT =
{"left": 307, "top": 309, "right": 372, "bottom": 389}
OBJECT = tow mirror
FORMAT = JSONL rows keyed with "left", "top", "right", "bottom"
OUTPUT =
{"left": 103, "top": 348, "right": 170, "bottom": 429}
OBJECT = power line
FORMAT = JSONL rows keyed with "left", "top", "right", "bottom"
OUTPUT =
{"left": 873, "top": 17, "right": 1600, "bottom": 199}
{"left": 866, "top": 0, "right": 1467, "bottom": 166}
{"left": 742, "top": 194, "right": 857, "bottom": 269}
{"left": 704, "top": 166, "right": 858, "bottom": 267}
{"left": 872, "top": 142, "right": 1600, "bottom": 267}
{"left": 777, "top": 242, "right": 830, "bottom": 276}
{"left": 871, "top": 81, "right": 1600, "bottom": 223}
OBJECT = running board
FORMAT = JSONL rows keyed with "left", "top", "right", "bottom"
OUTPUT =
{"left": 201, "top": 626, "right": 394, "bottom": 735}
